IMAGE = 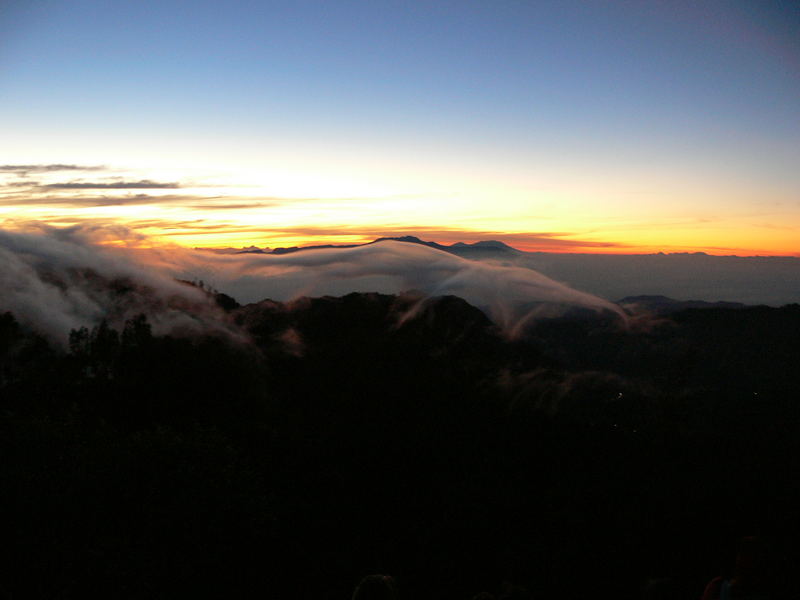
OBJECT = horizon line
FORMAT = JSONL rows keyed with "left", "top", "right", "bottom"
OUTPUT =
{"left": 191, "top": 235, "right": 800, "bottom": 260}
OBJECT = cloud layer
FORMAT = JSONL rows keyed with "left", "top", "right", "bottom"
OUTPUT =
{"left": 0, "top": 225, "right": 230, "bottom": 344}
{"left": 38, "top": 180, "right": 181, "bottom": 190}
{"left": 170, "top": 238, "right": 625, "bottom": 336}
{"left": 0, "top": 225, "right": 623, "bottom": 343}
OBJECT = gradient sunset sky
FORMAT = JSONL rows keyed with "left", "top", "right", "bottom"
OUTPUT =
{"left": 1, "top": 0, "right": 798, "bottom": 254}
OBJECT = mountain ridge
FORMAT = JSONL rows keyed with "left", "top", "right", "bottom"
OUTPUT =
{"left": 228, "top": 235, "right": 521, "bottom": 256}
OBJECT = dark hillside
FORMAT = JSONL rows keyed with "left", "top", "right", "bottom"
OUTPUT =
{"left": 0, "top": 297, "right": 798, "bottom": 599}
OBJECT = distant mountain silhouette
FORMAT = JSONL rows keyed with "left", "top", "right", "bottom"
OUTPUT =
{"left": 233, "top": 236, "right": 522, "bottom": 256}
{"left": 447, "top": 239, "right": 521, "bottom": 258}
{"left": 268, "top": 243, "right": 360, "bottom": 254}
{"left": 371, "top": 235, "right": 451, "bottom": 251}
{"left": 451, "top": 240, "right": 514, "bottom": 249}
{"left": 618, "top": 295, "right": 748, "bottom": 313}
{"left": 237, "top": 245, "right": 266, "bottom": 254}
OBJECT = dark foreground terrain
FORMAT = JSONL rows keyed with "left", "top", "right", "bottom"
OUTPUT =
{"left": 1, "top": 291, "right": 799, "bottom": 599}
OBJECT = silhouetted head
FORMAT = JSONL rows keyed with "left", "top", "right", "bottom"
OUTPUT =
{"left": 352, "top": 574, "right": 399, "bottom": 600}
{"left": 641, "top": 577, "right": 680, "bottom": 600}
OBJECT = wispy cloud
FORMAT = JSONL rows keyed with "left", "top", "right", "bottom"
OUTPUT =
{"left": 0, "top": 194, "right": 202, "bottom": 208}
{"left": 2, "top": 181, "right": 45, "bottom": 188}
{"left": 0, "top": 164, "right": 105, "bottom": 175}
{"left": 39, "top": 179, "right": 181, "bottom": 190}
{"left": 187, "top": 201, "right": 280, "bottom": 211}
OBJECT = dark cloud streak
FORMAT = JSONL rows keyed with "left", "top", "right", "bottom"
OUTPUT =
{"left": 187, "top": 202, "right": 279, "bottom": 211}
{"left": 0, "top": 194, "right": 203, "bottom": 208}
{"left": 40, "top": 179, "right": 180, "bottom": 190}
{"left": 0, "top": 164, "right": 105, "bottom": 175}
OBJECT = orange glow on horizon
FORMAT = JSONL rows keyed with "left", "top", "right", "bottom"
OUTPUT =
{"left": 2, "top": 215, "right": 798, "bottom": 258}
{"left": 1, "top": 161, "right": 798, "bottom": 258}
{"left": 153, "top": 229, "right": 800, "bottom": 258}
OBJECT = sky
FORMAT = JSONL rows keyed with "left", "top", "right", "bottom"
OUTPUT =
{"left": 1, "top": 0, "right": 798, "bottom": 255}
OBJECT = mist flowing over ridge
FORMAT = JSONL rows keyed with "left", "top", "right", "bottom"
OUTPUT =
{"left": 209, "top": 234, "right": 800, "bottom": 307}
{"left": 0, "top": 225, "right": 233, "bottom": 343}
{"left": 0, "top": 225, "right": 623, "bottom": 343}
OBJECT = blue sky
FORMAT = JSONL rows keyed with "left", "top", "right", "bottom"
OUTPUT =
{"left": 1, "top": 0, "right": 799, "bottom": 253}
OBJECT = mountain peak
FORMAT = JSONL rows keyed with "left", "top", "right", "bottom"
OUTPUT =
{"left": 371, "top": 236, "right": 450, "bottom": 250}
{"left": 469, "top": 240, "right": 515, "bottom": 249}
{"left": 446, "top": 239, "right": 520, "bottom": 254}
{"left": 377, "top": 235, "right": 424, "bottom": 244}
